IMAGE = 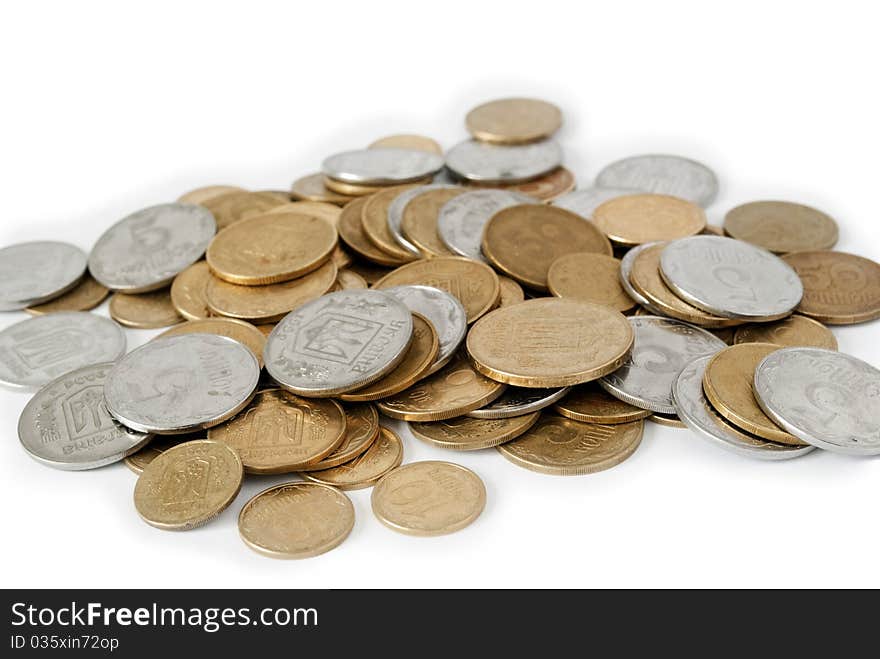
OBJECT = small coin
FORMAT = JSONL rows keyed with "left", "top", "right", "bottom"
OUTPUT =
{"left": 593, "top": 194, "right": 707, "bottom": 246}
{"left": 465, "top": 97, "right": 562, "bottom": 144}
{"left": 618, "top": 243, "right": 655, "bottom": 309}
{"left": 753, "top": 347, "right": 880, "bottom": 455}
{"left": 323, "top": 177, "right": 403, "bottom": 197}
{"left": 723, "top": 201, "right": 838, "bottom": 253}
{"left": 124, "top": 436, "right": 192, "bottom": 474}
{"left": 372, "top": 461, "right": 486, "bottom": 536}
{"left": 0, "top": 241, "right": 87, "bottom": 310}
{"left": 465, "top": 167, "right": 576, "bottom": 202}
{"left": 446, "top": 139, "right": 563, "bottom": 184}
{"left": 411, "top": 412, "right": 539, "bottom": 450}
{"left": 596, "top": 154, "right": 718, "bottom": 207}
{"left": 0, "top": 312, "right": 126, "bottom": 391}
{"left": 170, "top": 261, "right": 212, "bottom": 320}
{"left": 109, "top": 288, "right": 183, "bottom": 329}
{"left": 265, "top": 200, "right": 343, "bottom": 227}
{"left": 301, "top": 426, "right": 403, "bottom": 490}
{"left": 178, "top": 184, "right": 246, "bottom": 205}
{"left": 25, "top": 274, "right": 109, "bottom": 315}
{"left": 552, "top": 187, "right": 642, "bottom": 219}
{"left": 361, "top": 185, "right": 423, "bottom": 261}
{"left": 497, "top": 275, "right": 525, "bottom": 307}
{"left": 336, "top": 269, "right": 368, "bottom": 290}
{"left": 290, "top": 172, "right": 355, "bottom": 205}
{"left": 323, "top": 148, "right": 444, "bottom": 185}
{"left": 400, "top": 188, "right": 464, "bottom": 257}
{"left": 648, "top": 413, "right": 687, "bottom": 428}
{"left": 369, "top": 134, "right": 442, "bottom": 154}
{"left": 105, "top": 334, "right": 259, "bottom": 434}
{"left": 599, "top": 316, "right": 726, "bottom": 414}
{"left": 733, "top": 315, "right": 837, "bottom": 350}
{"left": 201, "top": 191, "right": 287, "bottom": 230}
{"left": 497, "top": 414, "right": 644, "bottom": 475}
{"left": 338, "top": 197, "right": 410, "bottom": 266}
{"left": 300, "top": 403, "right": 380, "bottom": 471}
{"left": 466, "top": 383, "right": 570, "bottom": 419}
{"left": 782, "top": 250, "right": 880, "bottom": 324}
{"left": 467, "top": 298, "right": 633, "bottom": 387}
{"left": 157, "top": 317, "right": 267, "bottom": 366}
{"left": 553, "top": 383, "right": 652, "bottom": 424}
{"left": 387, "top": 184, "right": 458, "bottom": 256}
{"left": 134, "top": 439, "right": 243, "bottom": 531}
{"left": 548, "top": 252, "right": 636, "bottom": 312}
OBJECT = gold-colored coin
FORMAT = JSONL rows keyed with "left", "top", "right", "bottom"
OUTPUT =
{"left": 239, "top": 482, "right": 354, "bottom": 559}
{"left": 208, "top": 389, "right": 346, "bottom": 473}
{"left": 377, "top": 351, "right": 507, "bottom": 421}
{"left": 782, "top": 250, "right": 880, "bottom": 324}
{"left": 346, "top": 260, "right": 394, "bottom": 285}
{"left": 369, "top": 134, "right": 443, "bottom": 154}
{"left": 648, "top": 413, "right": 687, "bottom": 429}
{"left": 331, "top": 245, "right": 353, "bottom": 269}
{"left": 109, "top": 288, "right": 183, "bottom": 329}
{"left": 257, "top": 190, "right": 293, "bottom": 203}
{"left": 466, "top": 298, "right": 633, "bottom": 387}
{"left": 702, "top": 224, "right": 725, "bottom": 236}
{"left": 373, "top": 256, "right": 501, "bottom": 323}
{"left": 482, "top": 205, "right": 612, "bottom": 291}
{"left": 548, "top": 252, "right": 636, "bottom": 312}
{"left": 553, "top": 383, "right": 652, "bottom": 424}
{"left": 724, "top": 201, "right": 838, "bottom": 253}
{"left": 300, "top": 426, "right": 403, "bottom": 490}
{"left": 300, "top": 403, "right": 380, "bottom": 471}
{"left": 466, "top": 97, "right": 562, "bottom": 144}
{"left": 702, "top": 343, "right": 806, "bottom": 445}
{"left": 340, "top": 313, "right": 439, "bottom": 402}
{"left": 265, "top": 200, "right": 342, "bottom": 227}
{"left": 336, "top": 268, "right": 368, "bottom": 290}
{"left": 497, "top": 414, "right": 644, "bottom": 475}
{"left": 409, "top": 412, "right": 540, "bottom": 450}
{"left": 291, "top": 172, "right": 355, "bottom": 205}
{"left": 733, "top": 315, "right": 837, "bottom": 350}
{"left": 338, "top": 197, "right": 410, "bottom": 266}
{"left": 134, "top": 439, "right": 243, "bottom": 531}
{"left": 361, "top": 185, "right": 423, "bottom": 261}
{"left": 178, "top": 185, "right": 246, "bottom": 205}
{"left": 205, "top": 259, "right": 337, "bottom": 323}
{"left": 497, "top": 275, "right": 525, "bottom": 307}
{"left": 124, "top": 437, "right": 181, "bottom": 474}
{"left": 371, "top": 461, "right": 486, "bottom": 536}
{"left": 256, "top": 323, "right": 275, "bottom": 336}
{"left": 157, "top": 317, "right": 267, "bottom": 367}
{"left": 201, "top": 191, "right": 287, "bottom": 230}
{"left": 593, "top": 194, "right": 707, "bottom": 246}
{"left": 466, "top": 167, "right": 576, "bottom": 201}
{"left": 25, "top": 274, "right": 109, "bottom": 315}
{"left": 170, "top": 261, "right": 212, "bottom": 321}
{"left": 400, "top": 188, "right": 463, "bottom": 257}
{"left": 325, "top": 176, "right": 433, "bottom": 197}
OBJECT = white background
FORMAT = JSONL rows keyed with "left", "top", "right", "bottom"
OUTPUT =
{"left": 1, "top": 0, "right": 878, "bottom": 589}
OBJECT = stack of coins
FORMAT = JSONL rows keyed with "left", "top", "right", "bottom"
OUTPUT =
{"left": 5, "top": 95, "right": 880, "bottom": 560}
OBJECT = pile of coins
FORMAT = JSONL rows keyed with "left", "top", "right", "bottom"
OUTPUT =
{"left": 4, "top": 96, "right": 880, "bottom": 559}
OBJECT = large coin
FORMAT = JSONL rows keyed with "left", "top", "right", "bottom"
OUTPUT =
{"left": 0, "top": 241, "right": 87, "bottom": 310}
{"left": 109, "top": 289, "right": 183, "bottom": 329}
{"left": 465, "top": 97, "right": 562, "bottom": 144}
{"left": 723, "top": 201, "right": 838, "bottom": 253}
{"left": 157, "top": 317, "right": 267, "bottom": 366}
{"left": 553, "top": 383, "right": 652, "bottom": 424}
{"left": 299, "top": 403, "right": 379, "bottom": 471}
{"left": 400, "top": 188, "right": 464, "bottom": 257}
{"left": 386, "top": 184, "right": 457, "bottom": 255}
{"left": 733, "top": 315, "right": 837, "bottom": 350}
{"left": 548, "top": 253, "right": 636, "bottom": 312}
{"left": 322, "top": 148, "right": 444, "bottom": 185}
{"left": 169, "top": 261, "right": 212, "bottom": 321}
{"left": 410, "top": 413, "right": 539, "bottom": 450}
{"left": 300, "top": 426, "right": 403, "bottom": 490}
{"left": 467, "top": 386, "right": 569, "bottom": 419}
{"left": 595, "top": 154, "right": 718, "bottom": 207}
{"left": 445, "top": 139, "right": 563, "bottom": 184}
{"left": 593, "top": 194, "right": 707, "bottom": 246}
{"left": 552, "top": 187, "right": 641, "bottom": 219}
{"left": 25, "top": 274, "right": 109, "bottom": 316}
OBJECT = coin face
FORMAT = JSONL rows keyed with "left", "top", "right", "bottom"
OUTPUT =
{"left": 169, "top": 261, "right": 212, "bottom": 320}
{"left": 290, "top": 172, "right": 355, "bottom": 205}
{"left": 109, "top": 288, "right": 183, "bottom": 329}
{"left": 372, "top": 461, "right": 486, "bottom": 536}
{"left": 264, "top": 289, "right": 413, "bottom": 396}
{"left": 411, "top": 412, "right": 539, "bottom": 450}
{"left": 593, "top": 194, "right": 707, "bottom": 246}
{"left": 660, "top": 236, "right": 803, "bottom": 321}
{"left": 105, "top": 334, "right": 259, "bottom": 434}
{"left": 553, "top": 383, "right": 652, "bottom": 424}
{"left": 0, "top": 312, "right": 126, "bottom": 391}
{"left": 467, "top": 298, "right": 633, "bottom": 387}
{"left": 445, "top": 139, "right": 563, "bottom": 183}
{"left": 497, "top": 275, "right": 525, "bottom": 307}
{"left": 465, "top": 97, "right": 562, "bottom": 144}
{"left": 323, "top": 148, "right": 444, "bottom": 185}
{"left": 548, "top": 252, "right": 636, "bottom": 312}
{"left": 672, "top": 356, "right": 813, "bottom": 460}
{"left": 301, "top": 426, "right": 403, "bottom": 489}
{"left": 599, "top": 316, "right": 726, "bottom": 414}
{"left": 369, "top": 134, "right": 443, "bottom": 154}
{"left": 400, "top": 188, "right": 464, "bottom": 257}
{"left": 497, "top": 414, "right": 644, "bottom": 475}
{"left": 157, "top": 318, "right": 267, "bottom": 367}
{"left": 733, "top": 315, "right": 837, "bottom": 350}
{"left": 467, "top": 167, "right": 576, "bottom": 202}
{"left": 0, "top": 241, "right": 87, "bottom": 310}
{"left": 723, "top": 201, "right": 838, "bottom": 253}
{"left": 483, "top": 205, "right": 612, "bottom": 291}
{"left": 239, "top": 482, "right": 355, "bottom": 559}
{"left": 200, "top": 191, "right": 287, "bottom": 230}
{"left": 552, "top": 187, "right": 641, "bottom": 219}
{"left": 25, "top": 274, "right": 109, "bottom": 315}
{"left": 467, "top": 386, "right": 570, "bottom": 419}
{"left": 386, "top": 184, "right": 457, "bottom": 256}
{"left": 88, "top": 203, "right": 216, "bottom": 293}
{"left": 134, "top": 439, "right": 243, "bottom": 530}
{"left": 178, "top": 185, "right": 245, "bottom": 205}
{"left": 782, "top": 250, "right": 880, "bottom": 324}
{"left": 596, "top": 154, "right": 718, "bottom": 207}
{"left": 360, "top": 185, "right": 423, "bottom": 261}
{"left": 300, "top": 403, "right": 379, "bottom": 471}
{"left": 337, "top": 196, "right": 409, "bottom": 266}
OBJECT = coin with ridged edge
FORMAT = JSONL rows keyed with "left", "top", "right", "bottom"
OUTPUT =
{"left": 300, "top": 426, "right": 403, "bottom": 490}
{"left": 553, "top": 383, "right": 652, "bottom": 424}
{"left": 0, "top": 241, "right": 87, "bottom": 310}
{"left": 411, "top": 412, "right": 540, "bottom": 450}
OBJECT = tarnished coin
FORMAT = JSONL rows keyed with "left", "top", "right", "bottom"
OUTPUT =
{"left": 89, "top": 203, "right": 216, "bottom": 293}
{"left": 25, "top": 274, "right": 109, "bottom": 315}
{"left": 0, "top": 241, "right": 87, "bottom": 310}
{"left": 239, "top": 482, "right": 355, "bottom": 559}
{"left": 467, "top": 299, "right": 633, "bottom": 388}
{"left": 323, "top": 148, "right": 444, "bottom": 185}
{"left": 372, "top": 461, "right": 486, "bottom": 536}
{"left": 548, "top": 253, "right": 636, "bottom": 312}
{"left": 467, "top": 386, "right": 570, "bottom": 419}
{"left": 300, "top": 403, "right": 380, "bottom": 471}
{"left": 599, "top": 316, "right": 726, "bottom": 414}
{"left": 497, "top": 414, "right": 644, "bottom": 475}
{"left": 445, "top": 139, "right": 563, "bottom": 184}
{"left": 0, "top": 312, "right": 126, "bottom": 391}
{"left": 369, "top": 134, "right": 443, "bottom": 154}
{"left": 301, "top": 426, "right": 403, "bottom": 490}
{"left": 596, "top": 154, "right": 718, "bottom": 207}
{"left": 733, "top": 315, "right": 837, "bottom": 350}
{"left": 497, "top": 276, "right": 525, "bottom": 307}
{"left": 17, "top": 362, "right": 151, "bottom": 470}
{"left": 552, "top": 187, "right": 642, "bottom": 219}
{"left": 336, "top": 269, "right": 368, "bottom": 290}
{"left": 754, "top": 347, "right": 880, "bottom": 455}
{"left": 361, "top": 185, "right": 423, "bottom": 261}
{"left": 134, "top": 439, "right": 243, "bottom": 531}
{"left": 105, "top": 334, "right": 259, "bottom": 434}
{"left": 264, "top": 289, "right": 413, "bottom": 396}
{"left": 124, "top": 436, "right": 185, "bottom": 474}
{"left": 660, "top": 236, "right": 803, "bottom": 321}
{"left": 109, "top": 288, "right": 183, "bottom": 329}
{"left": 672, "top": 356, "right": 813, "bottom": 460}
{"left": 593, "top": 194, "right": 707, "bottom": 246}
{"left": 400, "top": 188, "right": 464, "bottom": 257}
{"left": 723, "top": 201, "right": 838, "bottom": 253}
{"left": 465, "top": 97, "right": 562, "bottom": 144}
{"left": 553, "top": 383, "right": 652, "bottom": 424}
{"left": 466, "top": 167, "right": 576, "bottom": 202}
{"left": 411, "top": 412, "right": 539, "bottom": 450}
{"left": 290, "top": 172, "right": 355, "bottom": 205}
{"left": 648, "top": 413, "right": 687, "bottom": 428}
{"left": 157, "top": 318, "right": 267, "bottom": 366}
{"left": 170, "top": 261, "right": 212, "bottom": 321}
{"left": 201, "top": 191, "right": 287, "bottom": 230}
{"left": 338, "top": 197, "right": 410, "bottom": 267}
{"left": 782, "top": 251, "right": 880, "bottom": 324}
{"left": 387, "top": 184, "right": 457, "bottom": 256}
{"left": 482, "top": 205, "right": 612, "bottom": 291}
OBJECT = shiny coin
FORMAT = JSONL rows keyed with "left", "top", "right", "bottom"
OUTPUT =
{"left": 387, "top": 184, "right": 457, "bottom": 256}
{"left": 593, "top": 194, "right": 707, "bottom": 246}
{"left": 105, "top": 334, "right": 259, "bottom": 434}
{"left": 411, "top": 412, "right": 539, "bottom": 450}
{"left": 89, "top": 203, "right": 216, "bottom": 293}
{"left": 553, "top": 383, "right": 652, "bottom": 424}
{"left": 25, "top": 274, "right": 109, "bottom": 315}
{"left": 369, "top": 133, "right": 443, "bottom": 154}
{"left": 465, "top": 97, "right": 562, "bottom": 144}
{"left": 0, "top": 241, "right": 87, "bottom": 310}
{"left": 361, "top": 185, "right": 423, "bottom": 261}
{"left": 17, "top": 362, "right": 151, "bottom": 469}
{"left": 466, "top": 167, "right": 576, "bottom": 202}
{"left": 400, "top": 188, "right": 463, "bottom": 257}
{"left": 300, "top": 403, "right": 380, "bottom": 471}
{"left": 497, "top": 275, "right": 525, "bottom": 307}
{"left": 0, "top": 312, "right": 125, "bottom": 391}
{"left": 446, "top": 139, "right": 563, "bottom": 184}
{"left": 372, "top": 461, "right": 486, "bottom": 536}
{"left": 336, "top": 269, "right": 368, "bottom": 290}
{"left": 201, "top": 191, "right": 287, "bottom": 230}
{"left": 754, "top": 347, "right": 880, "bottom": 455}
{"left": 618, "top": 243, "right": 655, "bottom": 309}
{"left": 323, "top": 148, "right": 444, "bottom": 185}
{"left": 338, "top": 197, "right": 409, "bottom": 266}
{"left": 325, "top": 176, "right": 416, "bottom": 197}
{"left": 301, "top": 426, "right": 403, "bottom": 490}
{"left": 178, "top": 184, "right": 245, "bottom": 205}
{"left": 157, "top": 317, "right": 267, "bottom": 367}
{"left": 548, "top": 252, "right": 636, "bottom": 312}
{"left": 467, "top": 298, "right": 633, "bottom": 387}
{"left": 596, "top": 154, "right": 718, "bottom": 207}
{"left": 552, "top": 187, "right": 641, "bottom": 219}
{"left": 648, "top": 412, "right": 687, "bottom": 428}
{"left": 599, "top": 316, "right": 726, "bottom": 414}
{"left": 109, "top": 288, "right": 183, "bottom": 329}
{"left": 290, "top": 172, "right": 355, "bottom": 205}
{"left": 660, "top": 236, "right": 803, "bottom": 321}
{"left": 134, "top": 439, "right": 243, "bottom": 531}
{"left": 733, "top": 315, "right": 837, "bottom": 350}
{"left": 723, "top": 200, "right": 838, "bottom": 253}
{"left": 467, "top": 386, "right": 569, "bottom": 419}
{"left": 170, "top": 261, "right": 212, "bottom": 320}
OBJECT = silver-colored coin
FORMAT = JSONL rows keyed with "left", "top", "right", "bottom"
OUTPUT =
{"left": 0, "top": 312, "right": 126, "bottom": 391}
{"left": 264, "top": 289, "right": 413, "bottom": 396}
{"left": 467, "top": 386, "right": 570, "bottom": 420}
{"left": 672, "top": 355, "right": 814, "bottom": 460}
{"left": 18, "top": 362, "right": 152, "bottom": 470}
{"left": 599, "top": 315, "right": 726, "bottom": 414}
{"left": 105, "top": 334, "right": 259, "bottom": 434}
{"left": 552, "top": 187, "right": 642, "bottom": 219}
{"left": 88, "top": 203, "right": 216, "bottom": 293}
{"left": 0, "top": 241, "right": 87, "bottom": 310}
{"left": 659, "top": 236, "right": 803, "bottom": 321}
{"left": 387, "top": 183, "right": 458, "bottom": 255}
{"left": 618, "top": 242, "right": 660, "bottom": 311}
{"left": 754, "top": 347, "right": 880, "bottom": 456}
{"left": 596, "top": 154, "right": 719, "bottom": 207}
{"left": 322, "top": 148, "right": 444, "bottom": 185}
{"left": 445, "top": 139, "right": 563, "bottom": 184}
{"left": 437, "top": 189, "right": 537, "bottom": 261}
{"left": 381, "top": 285, "right": 466, "bottom": 375}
